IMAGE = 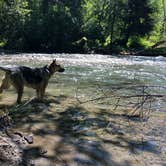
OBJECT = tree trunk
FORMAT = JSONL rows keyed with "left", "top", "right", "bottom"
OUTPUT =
{"left": 110, "top": 3, "right": 116, "bottom": 51}
{"left": 162, "top": 0, "right": 166, "bottom": 35}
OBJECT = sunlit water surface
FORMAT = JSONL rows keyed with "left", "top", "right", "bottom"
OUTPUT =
{"left": 0, "top": 53, "right": 165, "bottom": 111}
{"left": 1, "top": 54, "right": 165, "bottom": 82}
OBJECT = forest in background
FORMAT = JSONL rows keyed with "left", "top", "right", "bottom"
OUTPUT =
{"left": 0, "top": 0, "right": 165, "bottom": 54}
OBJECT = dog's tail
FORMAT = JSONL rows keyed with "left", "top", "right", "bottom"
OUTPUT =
{"left": 0, "top": 66, "right": 12, "bottom": 73}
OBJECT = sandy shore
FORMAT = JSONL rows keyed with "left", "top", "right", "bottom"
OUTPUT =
{"left": 0, "top": 94, "right": 166, "bottom": 166}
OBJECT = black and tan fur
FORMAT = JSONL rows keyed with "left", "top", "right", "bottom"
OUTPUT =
{"left": 0, "top": 60, "right": 65, "bottom": 103}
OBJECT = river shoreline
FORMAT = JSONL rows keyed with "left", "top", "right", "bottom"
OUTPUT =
{"left": 0, "top": 48, "right": 166, "bottom": 57}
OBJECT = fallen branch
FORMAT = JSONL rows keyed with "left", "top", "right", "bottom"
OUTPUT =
{"left": 75, "top": 84, "right": 166, "bottom": 118}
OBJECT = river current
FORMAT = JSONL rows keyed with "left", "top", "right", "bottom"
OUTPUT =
{"left": 0, "top": 53, "right": 165, "bottom": 111}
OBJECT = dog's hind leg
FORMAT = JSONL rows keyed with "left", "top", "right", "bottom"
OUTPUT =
{"left": 12, "top": 83, "right": 24, "bottom": 104}
{"left": 36, "top": 87, "right": 45, "bottom": 99}
{"left": 0, "top": 73, "right": 10, "bottom": 93}
{"left": 11, "top": 74, "right": 24, "bottom": 104}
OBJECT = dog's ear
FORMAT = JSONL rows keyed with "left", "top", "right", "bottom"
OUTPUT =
{"left": 52, "top": 59, "right": 56, "bottom": 64}
{"left": 49, "top": 59, "right": 56, "bottom": 68}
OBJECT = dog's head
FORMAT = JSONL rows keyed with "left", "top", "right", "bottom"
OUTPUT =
{"left": 48, "top": 59, "right": 65, "bottom": 74}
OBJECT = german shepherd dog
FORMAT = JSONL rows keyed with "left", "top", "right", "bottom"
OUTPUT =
{"left": 0, "top": 59, "right": 65, "bottom": 103}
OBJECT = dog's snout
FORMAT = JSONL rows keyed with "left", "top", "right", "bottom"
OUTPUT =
{"left": 59, "top": 68, "right": 65, "bottom": 72}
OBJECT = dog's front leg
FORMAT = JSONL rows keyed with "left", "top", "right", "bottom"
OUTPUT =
{"left": 16, "top": 87, "right": 24, "bottom": 104}
{"left": 40, "top": 84, "right": 47, "bottom": 99}
{"left": 36, "top": 88, "right": 40, "bottom": 99}
{"left": 11, "top": 74, "right": 24, "bottom": 104}
{"left": 36, "top": 83, "right": 47, "bottom": 100}
{"left": 36, "top": 87, "right": 44, "bottom": 99}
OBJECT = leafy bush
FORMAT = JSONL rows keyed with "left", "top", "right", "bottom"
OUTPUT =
{"left": 127, "top": 36, "right": 154, "bottom": 49}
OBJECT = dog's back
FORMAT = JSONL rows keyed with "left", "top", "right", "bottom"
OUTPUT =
{"left": 19, "top": 66, "right": 50, "bottom": 85}
{"left": 0, "top": 65, "right": 50, "bottom": 85}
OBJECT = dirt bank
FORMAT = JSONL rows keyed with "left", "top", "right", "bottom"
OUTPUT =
{"left": 0, "top": 95, "right": 165, "bottom": 166}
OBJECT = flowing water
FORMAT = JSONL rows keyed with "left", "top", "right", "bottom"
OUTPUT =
{"left": 0, "top": 54, "right": 166, "bottom": 165}
{"left": 0, "top": 53, "right": 165, "bottom": 109}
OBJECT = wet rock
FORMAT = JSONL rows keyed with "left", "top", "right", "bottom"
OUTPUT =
{"left": 24, "top": 135, "right": 33, "bottom": 144}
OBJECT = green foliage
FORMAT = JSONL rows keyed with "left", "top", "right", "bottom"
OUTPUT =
{"left": 0, "top": 41, "right": 6, "bottom": 48}
{"left": 0, "top": 0, "right": 165, "bottom": 53}
{"left": 126, "top": 0, "right": 154, "bottom": 36}
{"left": 24, "top": 1, "right": 78, "bottom": 51}
{"left": 127, "top": 36, "right": 154, "bottom": 49}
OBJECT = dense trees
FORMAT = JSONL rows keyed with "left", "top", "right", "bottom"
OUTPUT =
{"left": 0, "top": 0, "right": 165, "bottom": 53}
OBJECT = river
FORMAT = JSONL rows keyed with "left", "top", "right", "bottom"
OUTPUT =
{"left": 0, "top": 53, "right": 166, "bottom": 165}
{"left": 0, "top": 53, "right": 165, "bottom": 110}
